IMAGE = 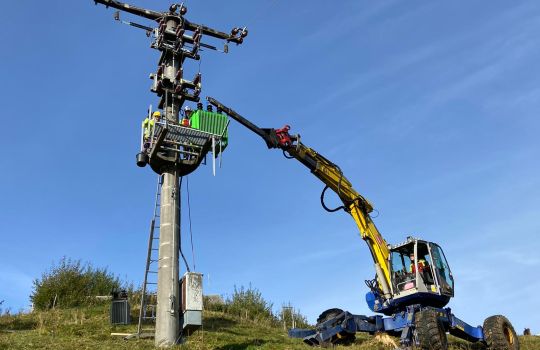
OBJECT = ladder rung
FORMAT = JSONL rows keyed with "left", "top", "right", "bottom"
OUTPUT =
{"left": 148, "top": 271, "right": 157, "bottom": 274}
{"left": 146, "top": 282, "right": 157, "bottom": 285}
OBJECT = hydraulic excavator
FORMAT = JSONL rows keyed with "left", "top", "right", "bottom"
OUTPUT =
{"left": 206, "top": 97, "right": 519, "bottom": 350}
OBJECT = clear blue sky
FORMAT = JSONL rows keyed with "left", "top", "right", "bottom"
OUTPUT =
{"left": 1, "top": 0, "right": 539, "bottom": 335}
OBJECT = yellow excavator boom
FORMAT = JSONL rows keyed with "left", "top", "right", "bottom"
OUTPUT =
{"left": 287, "top": 142, "right": 392, "bottom": 296}
{"left": 206, "top": 96, "right": 392, "bottom": 295}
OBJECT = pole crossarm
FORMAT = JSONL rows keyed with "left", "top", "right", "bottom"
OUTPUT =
{"left": 94, "top": 0, "right": 162, "bottom": 20}
{"left": 94, "top": 0, "right": 247, "bottom": 44}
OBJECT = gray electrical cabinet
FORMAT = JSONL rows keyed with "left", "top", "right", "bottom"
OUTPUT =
{"left": 180, "top": 272, "right": 203, "bottom": 334}
{"left": 110, "top": 299, "right": 131, "bottom": 325}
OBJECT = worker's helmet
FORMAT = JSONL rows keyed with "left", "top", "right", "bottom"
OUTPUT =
{"left": 184, "top": 106, "right": 192, "bottom": 112}
{"left": 153, "top": 111, "right": 161, "bottom": 118}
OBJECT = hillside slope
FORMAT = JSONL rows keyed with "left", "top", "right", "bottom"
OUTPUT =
{"left": 0, "top": 305, "right": 538, "bottom": 349}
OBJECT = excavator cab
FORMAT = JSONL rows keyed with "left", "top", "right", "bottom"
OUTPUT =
{"left": 387, "top": 237, "right": 454, "bottom": 312}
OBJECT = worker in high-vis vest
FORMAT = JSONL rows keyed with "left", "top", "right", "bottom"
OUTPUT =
{"left": 181, "top": 105, "right": 192, "bottom": 127}
{"left": 142, "top": 111, "right": 161, "bottom": 147}
{"left": 409, "top": 252, "right": 427, "bottom": 274}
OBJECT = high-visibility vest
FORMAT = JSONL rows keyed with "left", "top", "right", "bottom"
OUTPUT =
{"left": 410, "top": 259, "right": 426, "bottom": 274}
{"left": 142, "top": 118, "right": 155, "bottom": 138}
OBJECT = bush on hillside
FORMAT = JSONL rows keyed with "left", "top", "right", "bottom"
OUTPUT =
{"left": 204, "top": 286, "right": 311, "bottom": 328}
{"left": 31, "top": 257, "right": 121, "bottom": 310}
{"left": 225, "top": 285, "right": 277, "bottom": 324}
{"left": 203, "top": 294, "right": 226, "bottom": 313}
{"left": 279, "top": 306, "right": 311, "bottom": 329}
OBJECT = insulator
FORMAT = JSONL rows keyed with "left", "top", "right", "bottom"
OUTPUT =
{"left": 197, "top": 102, "right": 203, "bottom": 110}
{"left": 193, "top": 73, "right": 201, "bottom": 86}
{"left": 176, "top": 69, "right": 183, "bottom": 81}
{"left": 206, "top": 104, "right": 213, "bottom": 112}
{"left": 231, "top": 27, "right": 239, "bottom": 36}
{"left": 241, "top": 28, "right": 249, "bottom": 38}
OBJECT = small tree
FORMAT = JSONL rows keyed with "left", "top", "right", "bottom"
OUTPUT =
{"left": 31, "top": 257, "right": 121, "bottom": 310}
{"left": 279, "top": 305, "right": 311, "bottom": 329}
{"left": 225, "top": 285, "right": 277, "bottom": 324}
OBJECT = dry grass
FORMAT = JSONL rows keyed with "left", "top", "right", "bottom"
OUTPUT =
{"left": 0, "top": 306, "right": 537, "bottom": 350}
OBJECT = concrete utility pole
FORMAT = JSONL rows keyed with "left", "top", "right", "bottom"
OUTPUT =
{"left": 155, "top": 17, "right": 182, "bottom": 345}
{"left": 157, "top": 170, "right": 180, "bottom": 345}
{"left": 92, "top": 1, "right": 247, "bottom": 346}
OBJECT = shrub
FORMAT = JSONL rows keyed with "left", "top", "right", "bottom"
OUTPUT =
{"left": 31, "top": 257, "right": 121, "bottom": 310}
{"left": 203, "top": 294, "right": 226, "bottom": 313}
{"left": 278, "top": 305, "right": 311, "bottom": 329}
{"left": 203, "top": 286, "right": 310, "bottom": 329}
{"left": 225, "top": 285, "right": 276, "bottom": 324}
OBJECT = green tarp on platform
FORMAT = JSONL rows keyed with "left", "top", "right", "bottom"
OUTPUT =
{"left": 190, "top": 110, "right": 228, "bottom": 153}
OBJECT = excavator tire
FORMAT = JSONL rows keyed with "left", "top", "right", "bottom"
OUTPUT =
{"left": 414, "top": 309, "right": 448, "bottom": 350}
{"left": 483, "top": 315, "right": 519, "bottom": 350}
{"left": 316, "top": 308, "right": 356, "bottom": 347}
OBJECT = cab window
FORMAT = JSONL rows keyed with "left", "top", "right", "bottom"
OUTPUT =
{"left": 416, "top": 242, "right": 435, "bottom": 286}
{"left": 430, "top": 244, "right": 454, "bottom": 295}
{"left": 390, "top": 249, "right": 415, "bottom": 292}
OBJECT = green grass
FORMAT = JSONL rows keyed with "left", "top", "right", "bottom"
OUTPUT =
{"left": 0, "top": 305, "right": 537, "bottom": 350}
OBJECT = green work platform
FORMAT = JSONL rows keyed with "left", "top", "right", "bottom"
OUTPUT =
{"left": 138, "top": 113, "right": 229, "bottom": 176}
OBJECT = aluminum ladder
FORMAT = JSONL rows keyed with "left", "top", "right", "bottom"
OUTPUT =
{"left": 137, "top": 175, "right": 162, "bottom": 337}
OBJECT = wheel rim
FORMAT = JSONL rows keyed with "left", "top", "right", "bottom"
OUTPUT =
{"left": 504, "top": 325, "right": 515, "bottom": 346}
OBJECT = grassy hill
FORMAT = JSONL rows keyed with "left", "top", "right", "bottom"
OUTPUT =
{"left": 0, "top": 305, "right": 538, "bottom": 350}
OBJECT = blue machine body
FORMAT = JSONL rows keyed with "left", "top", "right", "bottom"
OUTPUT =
{"left": 288, "top": 306, "right": 485, "bottom": 347}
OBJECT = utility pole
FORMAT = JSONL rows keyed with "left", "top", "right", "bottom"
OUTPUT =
{"left": 92, "top": 1, "right": 247, "bottom": 346}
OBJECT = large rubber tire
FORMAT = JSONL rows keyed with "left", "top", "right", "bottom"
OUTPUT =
{"left": 415, "top": 309, "right": 448, "bottom": 350}
{"left": 316, "top": 308, "right": 356, "bottom": 347}
{"left": 316, "top": 308, "right": 345, "bottom": 324}
{"left": 483, "top": 315, "right": 519, "bottom": 350}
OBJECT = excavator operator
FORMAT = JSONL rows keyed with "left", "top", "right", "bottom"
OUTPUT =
{"left": 410, "top": 252, "right": 435, "bottom": 285}
{"left": 409, "top": 252, "right": 427, "bottom": 274}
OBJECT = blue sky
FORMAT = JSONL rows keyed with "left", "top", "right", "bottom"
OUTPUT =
{"left": 1, "top": 0, "right": 540, "bottom": 335}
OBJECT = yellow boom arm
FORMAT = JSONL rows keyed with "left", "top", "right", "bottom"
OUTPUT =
{"left": 287, "top": 142, "right": 392, "bottom": 294}
{"left": 205, "top": 96, "right": 392, "bottom": 296}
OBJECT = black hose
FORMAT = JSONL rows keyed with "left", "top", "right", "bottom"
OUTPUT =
{"left": 283, "top": 150, "right": 295, "bottom": 159}
{"left": 320, "top": 185, "right": 346, "bottom": 212}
